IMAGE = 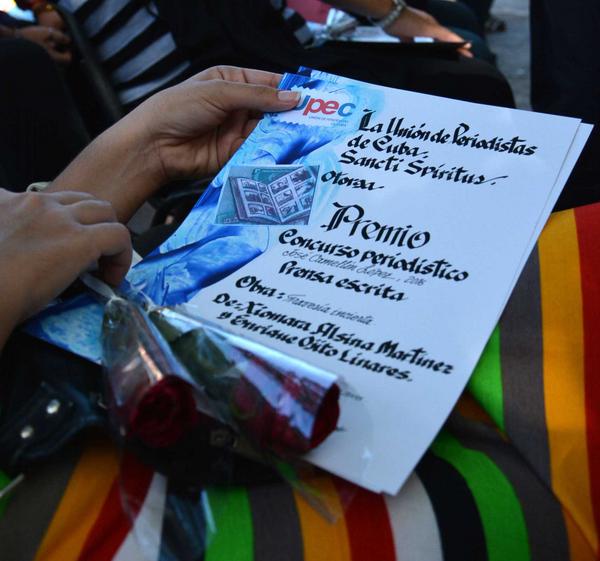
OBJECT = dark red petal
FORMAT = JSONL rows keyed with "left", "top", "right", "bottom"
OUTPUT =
{"left": 129, "top": 376, "right": 200, "bottom": 448}
{"left": 310, "top": 383, "right": 341, "bottom": 449}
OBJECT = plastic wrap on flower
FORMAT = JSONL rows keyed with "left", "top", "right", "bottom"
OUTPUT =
{"left": 102, "top": 297, "right": 204, "bottom": 448}
{"left": 149, "top": 307, "right": 341, "bottom": 456}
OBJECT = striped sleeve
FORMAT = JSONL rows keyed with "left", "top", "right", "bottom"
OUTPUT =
{"left": 272, "top": 0, "right": 315, "bottom": 46}
{"left": 59, "top": 0, "right": 190, "bottom": 107}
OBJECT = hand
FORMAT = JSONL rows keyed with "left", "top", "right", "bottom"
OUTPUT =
{"left": 0, "top": 189, "right": 131, "bottom": 345}
{"left": 17, "top": 25, "right": 71, "bottom": 64}
{"left": 133, "top": 66, "right": 301, "bottom": 181}
{"left": 36, "top": 8, "right": 66, "bottom": 31}
{"left": 385, "top": 7, "right": 473, "bottom": 58}
{"left": 50, "top": 66, "right": 301, "bottom": 221}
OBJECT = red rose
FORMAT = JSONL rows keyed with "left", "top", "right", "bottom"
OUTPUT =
{"left": 231, "top": 358, "right": 341, "bottom": 455}
{"left": 128, "top": 376, "right": 200, "bottom": 448}
{"left": 308, "top": 382, "right": 340, "bottom": 449}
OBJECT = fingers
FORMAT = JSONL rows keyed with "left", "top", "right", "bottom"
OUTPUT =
{"left": 51, "top": 191, "right": 97, "bottom": 205}
{"left": 51, "top": 193, "right": 126, "bottom": 281}
{"left": 87, "top": 223, "right": 132, "bottom": 286}
{"left": 195, "top": 66, "right": 283, "bottom": 88}
{"left": 458, "top": 46, "right": 474, "bottom": 58}
{"left": 203, "top": 80, "right": 300, "bottom": 114}
{"left": 239, "top": 68, "right": 283, "bottom": 88}
{"left": 48, "top": 46, "right": 72, "bottom": 65}
{"left": 47, "top": 28, "right": 70, "bottom": 46}
{"left": 428, "top": 25, "right": 462, "bottom": 43}
{"left": 44, "top": 27, "right": 71, "bottom": 64}
{"left": 70, "top": 199, "right": 117, "bottom": 225}
{"left": 427, "top": 26, "right": 473, "bottom": 57}
{"left": 431, "top": 26, "right": 469, "bottom": 44}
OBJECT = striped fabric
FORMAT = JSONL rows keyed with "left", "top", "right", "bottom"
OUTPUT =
{"left": 58, "top": 0, "right": 191, "bottom": 107}
{"left": 56, "top": 0, "right": 312, "bottom": 107}
{"left": 466, "top": 202, "right": 600, "bottom": 560}
{"left": 270, "top": 0, "right": 314, "bottom": 46}
{"left": 1, "top": 202, "right": 599, "bottom": 560}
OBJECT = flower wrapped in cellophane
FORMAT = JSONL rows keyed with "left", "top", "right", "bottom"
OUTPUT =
{"left": 101, "top": 297, "right": 340, "bottom": 460}
{"left": 150, "top": 307, "right": 341, "bottom": 456}
{"left": 102, "top": 297, "right": 214, "bottom": 449}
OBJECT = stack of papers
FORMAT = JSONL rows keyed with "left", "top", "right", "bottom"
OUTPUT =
{"left": 29, "top": 68, "right": 591, "bottom": 495}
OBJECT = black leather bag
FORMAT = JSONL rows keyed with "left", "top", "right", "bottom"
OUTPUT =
{"left": 0, "top": 332, "right": 106, "bottom": 474}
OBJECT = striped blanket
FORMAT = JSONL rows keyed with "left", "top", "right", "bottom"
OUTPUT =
{"left": 1, "top": 202, "right": 599, "bottom": 561}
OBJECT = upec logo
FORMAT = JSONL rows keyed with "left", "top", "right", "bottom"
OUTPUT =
{"left": 293, "top": 93, "right": 356, "bottom": 117}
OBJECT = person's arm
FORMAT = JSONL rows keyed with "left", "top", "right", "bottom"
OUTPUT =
{"left": 0, "top": 65, "right": 298, "bottom": 351}
{"left": 49, "top": 66, "right": 300, "bottom": 222}
{"left": 13, "top": 25, "right": 71, "bottom": 64}
{"left": 1, "top": 10, "right": 71, "bottom": 65}
{"left": 324, "top": 0, "right": 472, "bottom": 55}
{"left": 0, "top": 66, "right": 300, "bottom": 350}
{"left": 324, "top": 0, "right": 396, "bottom": 18}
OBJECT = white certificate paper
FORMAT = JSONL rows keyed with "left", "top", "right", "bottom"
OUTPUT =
{"left": 180, "top": 74, "right": 585, "bottom": 494}
{"left": 29, "top": 70, "right": 589, "bottom": 494}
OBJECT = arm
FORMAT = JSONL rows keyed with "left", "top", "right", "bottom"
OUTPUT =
{"left": 1, "top": 67, "right": 299, "bottom": 350}
{"left": 12, "top": 25, "right": 71, "bottom": 64}
{"left": 324, "top": 0, "right": 472, "bottom": 55}
{"left": 1, "top": 8, "right": 71, "bottom": 65}
{"left": 49, "top": 66, "right": 300, "bottom": 222}
{"left": 323, "top": 0, "right": 396, "bottom": 18}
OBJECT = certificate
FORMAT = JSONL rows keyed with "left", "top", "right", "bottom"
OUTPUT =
{"left": 29, "top": 70, "right": 591, "bottom": 494}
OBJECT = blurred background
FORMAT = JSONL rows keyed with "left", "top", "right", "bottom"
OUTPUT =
{"left": 0, "top": 0, "right": 32, "bottom": 20}
{"left": 1, "top": 0, "right": 531, "bottom": 108}
{"left": 486, "top": 0, "right": 529, "bottom": 109}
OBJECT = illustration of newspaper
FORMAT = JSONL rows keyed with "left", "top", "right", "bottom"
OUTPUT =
{"left": 217, "top": 165, "right": 319, "bottom": 225}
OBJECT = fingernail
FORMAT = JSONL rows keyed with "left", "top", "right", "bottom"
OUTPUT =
{"left": 278, "top": 90, "right": 300, "bottom": 102}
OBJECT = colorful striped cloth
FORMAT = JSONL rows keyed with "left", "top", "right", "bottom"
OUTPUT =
{"left": 0, "top": 202, "right": 598, "bottom": 561}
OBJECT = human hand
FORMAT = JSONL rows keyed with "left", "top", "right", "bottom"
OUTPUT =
{"left": 128, "top": 65, "right": 301, "bottom": 182}
{"left": 36, "top": 8, "right": 66, "bottom": 31}
{"left": 385, "top": 7, "right": 473, "bottom": 57}
{"left": 50, "top": 66, "right": 301, "bottom": 221}
{"left": 0, "top": 189, "right": 131, "bottom": 343}
{"left": 17, "top": 25, "right": 71, "bottom": 64}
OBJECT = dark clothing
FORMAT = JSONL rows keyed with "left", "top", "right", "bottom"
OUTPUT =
{"left": 0, "top": 39, "right": 88, "bottom": 191}
{"left": 530, "top": 0, "right": 600, "bottom": 210}
{"left": 427, "top": 0, "right": 485, "bottom": 36}
{"left": 0, "top": 11, "right": 27, "bottom": 28}
{"left": 153, "top": 0, "right": 513, "bottom": 109}
{"left": 458, "top": 0, "right": 493, "bottom": 27}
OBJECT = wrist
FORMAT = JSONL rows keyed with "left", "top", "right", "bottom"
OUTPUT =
{"left": 371, "top": 0, "right": 407, "bottom": 29}
{"left": 368, "top": 0, "right": 395, "bottom": 19}
{"left": 49, "top": 120, "right": 164, "bottom": 222}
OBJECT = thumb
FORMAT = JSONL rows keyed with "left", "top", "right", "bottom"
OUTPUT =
{"left": 204, "top": 80, "right": 301, "bottom": 114}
